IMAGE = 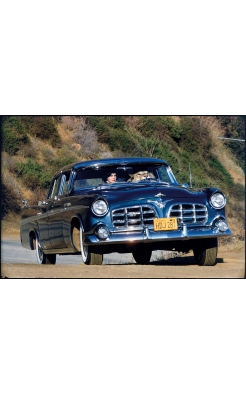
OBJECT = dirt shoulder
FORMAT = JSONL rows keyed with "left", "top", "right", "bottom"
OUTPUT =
{"left": 2, "top": 220, "right": 244, "bottom": 278}
{"left": 1, "top": 241, "right": 244, "bottom": 279}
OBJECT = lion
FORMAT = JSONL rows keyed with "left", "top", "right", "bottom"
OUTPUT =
{"left": 127, "top": 171, "right": 155, "bottom": 182}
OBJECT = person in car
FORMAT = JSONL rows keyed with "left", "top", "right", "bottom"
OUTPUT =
{"left": 103, "top": 172, "right": 117, "bottom": 183}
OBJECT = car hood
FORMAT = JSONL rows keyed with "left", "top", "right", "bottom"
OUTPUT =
{"left": 91, "top": 183, "right": 205, "bottom": 202}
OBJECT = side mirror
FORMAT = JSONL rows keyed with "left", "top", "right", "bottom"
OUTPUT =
{"left": 22, "top": 199, "right": 29, "bottom": 207}
{"left": 38, "top": 200, "right": 48, "bottom": 205}
{"left": 182, "top": 183, "right": 189, "bottom": 188}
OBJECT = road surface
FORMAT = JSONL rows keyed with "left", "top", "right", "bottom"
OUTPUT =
{"left": 1, "top": 236, "right": 244, "bottom": 278}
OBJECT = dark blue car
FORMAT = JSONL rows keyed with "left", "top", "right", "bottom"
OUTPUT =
{"left": 20, "top": 157, "right": 232, "bottom": 265}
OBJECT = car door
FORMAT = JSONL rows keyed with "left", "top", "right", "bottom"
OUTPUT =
{"left": 36, "top": 178, "right": 59, "bottom": 250}
{"left": 36, "top": 204, "right": 51, "bottom": 250}
{"left": 48, "top": 172, "right": 70, "bottom": 249}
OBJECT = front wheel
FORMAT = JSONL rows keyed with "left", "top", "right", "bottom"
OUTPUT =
{"left": 193, "top": 238, "right": 218, "bottom": 266}
{"left": 79, "top": 223, "right": 103, "bottom": 265}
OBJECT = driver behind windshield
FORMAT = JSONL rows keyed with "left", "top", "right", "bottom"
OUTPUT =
{"left": 103, "top": 172, "right": 117, "bottom": 184}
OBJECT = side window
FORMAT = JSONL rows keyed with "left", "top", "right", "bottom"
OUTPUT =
{"left": 59, "top": 172, "right": 70, "bottom": 196}
{"left": 48, "top": 176, "right": 61, "bottom": 199}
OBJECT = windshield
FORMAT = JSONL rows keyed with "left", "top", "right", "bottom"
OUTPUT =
{"left": 73, "top": 164, "right": 177, "bottom": 189}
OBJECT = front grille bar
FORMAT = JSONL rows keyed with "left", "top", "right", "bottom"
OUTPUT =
{"left": 168, "top": 204, "right": 207, "bottom": 224}
{"left": 112, "top": 205, "right": 157, "bottom": 228}
{"left": 112, "top": 203, "right": 208, "bottom": 229}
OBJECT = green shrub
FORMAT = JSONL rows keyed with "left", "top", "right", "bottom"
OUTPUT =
{"left": 85, "top": 116, "right": 137, "bottom": 154}
{"left": 191, "top": 176, "right": 212, "bottom": 188}
{"left": 20, "top": 116, "right": 62, "bottom": 147}
{"left": 137, "top": 116, "right": 181, "bottom": 142}
{"left": 179, "top": 117, "right": 199, "bottom": 153}
{"left": 137, "top": 136, "right": 160, "bottom": 157}
{"left": 208, "top": 156, "right": 234, "bottom": 188}
{"left": 85, "top": 116, "right": 110, "bottom": 143}
{"left": 16, "top": 159, "right": 52, "bottom": 189}
{"left": 2, "top": 117, "right": 30, "bottom": 155}
{"left": 108, "top": 130, "right": 136, "bottom": 153}
{"left": 179, "top": 117, "right": 212, "bottom": 156}
{"left": 85, "top": 116, "right": 126, "bottom": 145}
{"left": 48, "top": 157, "right": 76, "bottom": 172}
{"left": 103, "top": 116, "right": 125, "bottom": 129}
{"left": 137, "top": 116, "right": 158, "bottom": 138}
{"left": 155, "top": 143, "right": 178, "bottom": 168}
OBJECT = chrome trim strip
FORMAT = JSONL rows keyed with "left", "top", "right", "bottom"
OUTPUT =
{"left": 85, "top": 227, "right": 232, "bottom": 245}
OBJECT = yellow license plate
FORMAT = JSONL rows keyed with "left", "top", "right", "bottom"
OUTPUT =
{"left": 154, "top": 218, "right": 178, "bottom": 231}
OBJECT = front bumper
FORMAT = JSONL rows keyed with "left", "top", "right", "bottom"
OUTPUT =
{"left": 84, "top": 224, "right": 232, "bottom": 245}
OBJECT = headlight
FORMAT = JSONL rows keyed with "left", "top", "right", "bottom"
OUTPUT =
{"left": 214, "top": 219, "right": 228, "bottom": 232}
{"left": 210, "top": 192, "right": 226, "bottom": 209}
{"left": 96, "top": 225, "right": 110, "bottom": 239}
{"left": 92, "top": 199, "right": 109, "bottom": 216}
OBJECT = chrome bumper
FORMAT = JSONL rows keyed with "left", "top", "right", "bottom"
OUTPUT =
{"left": 85, "top": 225, "right": 232, "bottom": 245}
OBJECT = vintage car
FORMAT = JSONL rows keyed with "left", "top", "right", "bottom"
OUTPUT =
{"left": 20, "top": 157, "right": 232, "bottom": 265}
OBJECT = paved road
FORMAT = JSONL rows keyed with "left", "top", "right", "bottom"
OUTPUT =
{"left": 1, "top": 236, "right": 244, "bottom": 278}
{"left": 1, "top": 236, "right": 169, "bottom": 265}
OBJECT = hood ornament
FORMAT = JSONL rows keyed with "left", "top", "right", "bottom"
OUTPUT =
{"left": 147, "top": 198, "right": 173, "bottom": 209}
{"left": 155, "top": 193, "right": 166, "bottom": 197}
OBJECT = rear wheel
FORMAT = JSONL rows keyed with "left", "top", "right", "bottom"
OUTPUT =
{"left": 34, "top": 234, "right": 56, "bottom": 264}
{"left": 193, "top": 238, "right": 218, "bottom": 266}
{"left": 132, "top": 248, "right": 152, "bottom": 264}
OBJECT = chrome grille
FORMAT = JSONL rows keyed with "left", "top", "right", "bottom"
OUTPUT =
{"left": 112, "top": 205, "right": 157, "bottom": 228}
{"left": 168, "top": 204, "right": 208, "bottom": 224}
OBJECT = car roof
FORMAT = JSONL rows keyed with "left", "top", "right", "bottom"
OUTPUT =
{"left": 60, "top": 157, "right": 168, "bottom": 173}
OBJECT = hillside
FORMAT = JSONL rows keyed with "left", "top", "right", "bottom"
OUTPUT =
{"left": 1, "top": 116, "right": 245, "bottom": 239}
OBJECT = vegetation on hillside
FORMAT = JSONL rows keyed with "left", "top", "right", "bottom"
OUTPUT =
{"left": 215, "top": 116, "right": 245, "bottom": 170}
{"left": 2, "top": 117, "right": 30, "bottom": 155}
{"left": 1, "top": 115, "right": 245, "bottom": 238}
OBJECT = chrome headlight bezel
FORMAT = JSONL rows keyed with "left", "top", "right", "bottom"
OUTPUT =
{"left": 210, "top": 192, "right": 226, "bottom": 209}
{"left": 96, "top": 225, "right": 110, "bottom": 239}
{"left": 91, "top": 199, "right": 109, "bottom": 216}
{"left": 214, "top": 218, "right": 229, "bottom": 232}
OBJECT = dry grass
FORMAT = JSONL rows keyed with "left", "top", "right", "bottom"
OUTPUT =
{"left": 201, "top": 116, "right": 245, "bottom": 185}
{"left": 2, "top": 156, "right": 36, "bottom": 205}
{"left": 124, "top": 116, "right": 141, "bottom": 130}
{"left": 58, "top": 118, "right": 85, "bottom": 154}
{"left": 219, "top": 236, "right": 245, "bottom": 253}
{"left": 1, "top": 213, "right": 21, "bottom": 236}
